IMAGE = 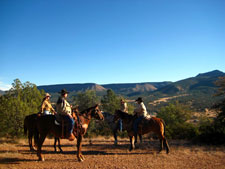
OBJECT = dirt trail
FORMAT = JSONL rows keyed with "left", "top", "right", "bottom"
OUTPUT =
{"left": 0, "top": 138, "right": 224, "bottom": 169}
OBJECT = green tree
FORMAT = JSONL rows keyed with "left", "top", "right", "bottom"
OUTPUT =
{"left": 198, "top": 76, "right": 225, "bottom": 144}
{"left": 157, "top": 101, "right": 197, "bottom": 139}
{"left": 73, "top": 90, "right": 99, "bottom": 111}
{"left": 0, "top": 79, "right": 44, "bottom": 137}
{"left": 72, "top": 90, "right": 100, "bottom": 137}
{"left": 101, "top": 89, "right": 120, "bottom": 114}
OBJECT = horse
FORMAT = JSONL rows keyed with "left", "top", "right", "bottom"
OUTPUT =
{"left": 113, "top": 110, "right": 170, "bottom": 153}
{"left": 24, "top": 113, "right": 63, "bottom": 152}
{"left": 34, "top": 104, "right": 104, "bottom": 162}
{"left": 101, "top": 112, "right": 142, "bottom": 145}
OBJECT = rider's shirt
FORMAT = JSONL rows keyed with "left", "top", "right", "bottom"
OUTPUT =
{"left": 56, "top": 97, "right": 72, "bottom": 116}
{"left": 120, "top": 102, "right": 128, "bottom": 113}
{"left": 134, "top": 102, "right": 148, "bottom": 117}
{"left": 41, "top": 100, "right": 55, "bottom": 114}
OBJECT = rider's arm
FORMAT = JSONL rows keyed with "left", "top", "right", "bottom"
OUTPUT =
{"left": 40, "top": 101, "right": 46, "bottom": 113}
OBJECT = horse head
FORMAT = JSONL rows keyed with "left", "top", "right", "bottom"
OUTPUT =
{"left": 90, "top": 104, "right": 104, "bottom": 121}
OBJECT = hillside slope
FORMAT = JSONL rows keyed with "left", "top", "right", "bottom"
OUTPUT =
{"left": 154, "top": 70, "right": 224, "bottom": 95}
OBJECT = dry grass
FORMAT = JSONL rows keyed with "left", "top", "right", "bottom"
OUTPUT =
{"left": 0, "top": 137, "right": 224, "bottom": 169}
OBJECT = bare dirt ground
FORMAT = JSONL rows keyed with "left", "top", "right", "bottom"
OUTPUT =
{"left": 0, "top": 137, "right": 225, "bottom": 169}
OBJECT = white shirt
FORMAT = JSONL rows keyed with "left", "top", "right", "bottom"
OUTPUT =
{"left": 134, "top": 102, "right": 148, "bottom": 117}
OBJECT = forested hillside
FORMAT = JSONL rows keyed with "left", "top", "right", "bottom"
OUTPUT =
{"left": 0, "top": 70, "right": 224, "bottom": 145}
{"left": 37, "top": 70, "right": 225, "bottom": 111}
{"left": 144, "top": 70, "right": 225, "bottom": 112}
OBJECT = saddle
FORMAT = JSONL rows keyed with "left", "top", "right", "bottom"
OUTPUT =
{"left": 72, "top": 111, "right": 82, "bottom": 137}
{"left": 54, "top": 115, "right": 77, "bottom": 138}
{"left": 54, "top": 116, "right": 70, "bottom": 138}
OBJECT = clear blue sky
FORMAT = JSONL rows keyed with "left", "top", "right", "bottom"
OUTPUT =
{"left": 0, "top": 0, "right": 225, "bottom": 90}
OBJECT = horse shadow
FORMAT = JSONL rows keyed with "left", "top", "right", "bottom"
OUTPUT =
{"left": 0, "top": 157, "right": 34, "bottom": 164}
{"left": 61, "top": 150, "right": 155, "bottom": 156}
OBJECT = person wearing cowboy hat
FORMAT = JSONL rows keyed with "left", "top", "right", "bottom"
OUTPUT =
{"left": 56, "top": 89, "right": 75, "bottom": 141}
{"left": 40, "top": 93, "right": 56, "bottom": 115}
{"left": 119, "top": 98, "right": 128, "bottom": 131}
{"left": 133, "top": 97, "right": 149, "bottom": 138}
{"left": 120, "top": 99, "right": 128, "bottom": 113}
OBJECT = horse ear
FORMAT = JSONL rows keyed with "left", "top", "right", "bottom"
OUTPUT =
{"left": 95, "top": 103, "right": 100, "bottom": 107}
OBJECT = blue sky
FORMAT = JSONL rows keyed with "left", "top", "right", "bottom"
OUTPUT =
{"left": 0, "top": 0, "right": 225, "bottom": 90}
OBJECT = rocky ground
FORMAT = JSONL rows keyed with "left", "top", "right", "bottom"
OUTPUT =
{"left": 0, "top": 137, "right": 224, "bottom": 169}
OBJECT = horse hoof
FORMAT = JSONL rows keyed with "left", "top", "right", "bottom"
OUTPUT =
{"left": 80, "top": 155, "right": 85, "bottom": 161}
{"left": 38, "top": 157, "right": 45, "bottom": 161}
{"left": 78, "top": 158, "right": 84, "bottom": 162}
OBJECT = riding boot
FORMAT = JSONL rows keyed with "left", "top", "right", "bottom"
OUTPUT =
{"left": 68, "top": 133, "right": 75, "bottom": 141}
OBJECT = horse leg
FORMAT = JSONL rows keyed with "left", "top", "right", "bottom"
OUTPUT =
{"left": 113, "top": 130, "right": 118, "bottom": 145}
{"left": 129, "top": 136, "right": 135, "bottom": 151}
{"left": 34, "top": 130, "right": 39, "bottom": 149}
{"left": 134, "top": 134, "right": 137, "bottom": 144}
{"left": 28, "top": 131, "right": 35, "bottom": 151}
{"left": 158, "top": 139, "right": 163, "bottom": 153}
{"left": 77, "top": 135, "right": 85, "bottom": 162}
{"left": 139, "top": 134, "right": 143, "bottom": 144}
{"left": 37, "top": 133, "right": 47, "bottom": 161}
{"left": 54, "top": 137, "right": 57, "bottom": 152}
{"left": 163, "top": 138, "right": 170, "bottom": 154}
{"left": 57, "top": 138, "right": 63, "bottom": 153}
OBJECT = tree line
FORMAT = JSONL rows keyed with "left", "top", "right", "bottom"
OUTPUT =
{"left": 0, "top": 78, "right": 224, "bottom": 144}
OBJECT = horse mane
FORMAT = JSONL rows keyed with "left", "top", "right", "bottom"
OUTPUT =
{"left": 116, "top": 110, "right": 133, "bottom": 119}
{"left": 80, "top": 104, "right": 98, "bottom": 114}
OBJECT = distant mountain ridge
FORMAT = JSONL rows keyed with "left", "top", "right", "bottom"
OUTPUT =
{"left": 38, "top": 83, "right": 107, "bottom": 93}
{"left": 37, "top": 82, "right": 171, "bottom": 95}
{"left": 0, "top": 90, "right": 4, "bottom": 95}
{"left": 154, "top": 70, "right": 225, "bottom": 95}
{"left": 37, "top": 70, "right": 225, "bottom": 98}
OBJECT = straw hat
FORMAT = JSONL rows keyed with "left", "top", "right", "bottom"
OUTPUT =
{"left": 45, "top": 93, "right": 51, "bottom": 97}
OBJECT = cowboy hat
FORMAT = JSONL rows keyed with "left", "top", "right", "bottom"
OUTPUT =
{"left": 135, "top": 97, "right": 143, "bottom": 102}
{"left": 59, "top": 89, "right": 69, "bottom": 95}
{"left": 45, "top": 93, "right": 51, "bottom": 97}
{"left": 120, "top": 99, "right": 125, "bottom": 102}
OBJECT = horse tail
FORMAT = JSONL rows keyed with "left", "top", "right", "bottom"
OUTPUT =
{"left": 161, "top": 119, "right": 166, "bottom": 137}
{"left": 33, "top": 127, "right": 39, "bottom": 147}
{"left": 33, "top": 117, "right": 39, "bottom": 146}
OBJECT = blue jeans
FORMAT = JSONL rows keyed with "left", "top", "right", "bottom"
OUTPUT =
{"left": 63, "top": 115, "right": 75, "bottom": 134}
{"left": 119, "top": 119, "right": 123, "bottom": 131}
{"left": 133, "top": 116, "right": 144, "bottom": 134}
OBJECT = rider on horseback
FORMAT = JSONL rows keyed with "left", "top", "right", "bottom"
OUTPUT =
{"left": 119, "top": 99, "right": 128, "bottom": 131}
{"left": 56, "top": 89, "right": 75, "bottom": 141}
{"left": 133, "top": 97, "right": 149, "bottom": 138}
{"left": 40, "top": 93, "right": 56, "bottom": 115}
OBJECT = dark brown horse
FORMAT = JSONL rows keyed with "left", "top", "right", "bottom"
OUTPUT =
{"left": 24, "top": 113, "right": 62, "bottom": 152}
{"left": 35, "top": 104, "right": 104, "bottom": 162}
{"left": 113, "top": 110, "right": 170, "bottom": 153}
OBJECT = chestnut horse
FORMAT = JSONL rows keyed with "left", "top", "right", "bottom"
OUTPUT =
{"left": 24, "top": 113, "right": 62, "bottom": 152}
{"left": 34, "top": 105, "right": 104, "bottom": 162}
{"left": 113, "top": 110, "right": 170, "bottom": 153}
{"left": 101, "top": 112, "right": 142, "bottom": 145}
